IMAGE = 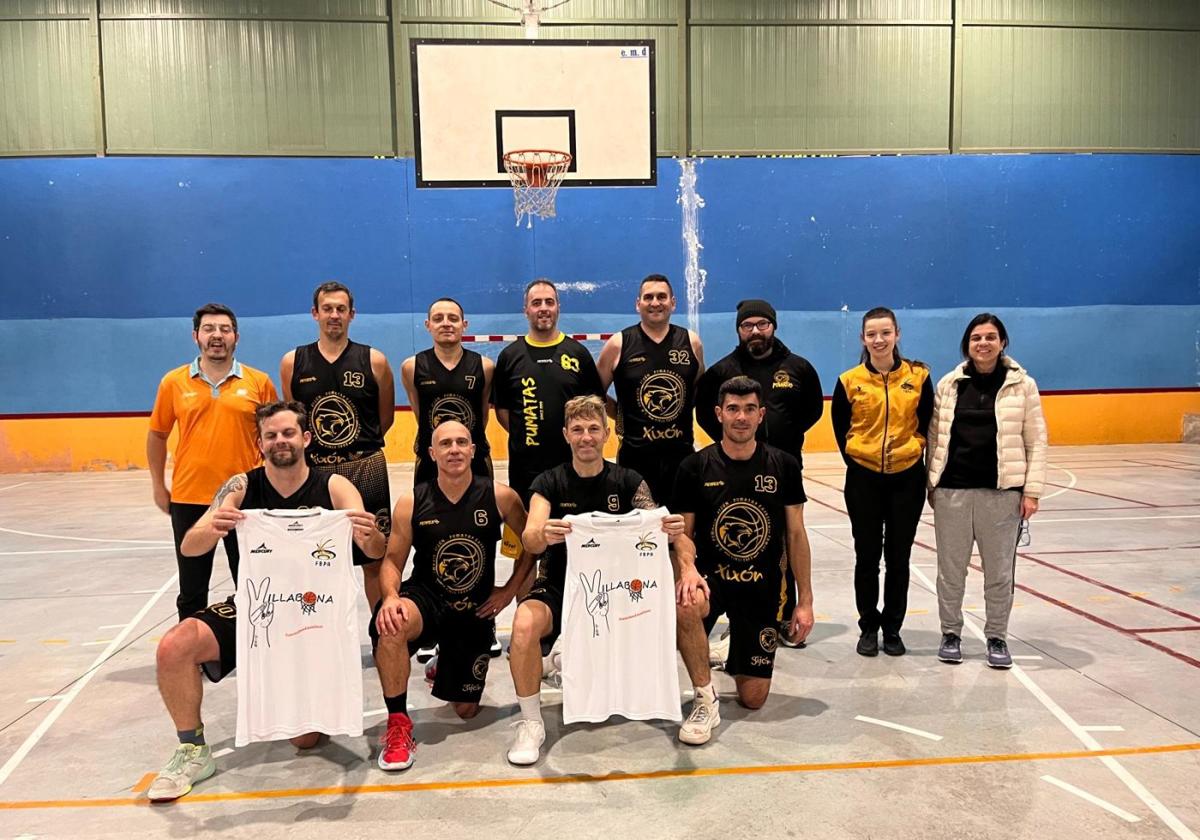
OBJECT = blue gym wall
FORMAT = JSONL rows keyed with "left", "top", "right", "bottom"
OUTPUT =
{"left": 1, "top": 153, "right": 1197, "bottom": 416}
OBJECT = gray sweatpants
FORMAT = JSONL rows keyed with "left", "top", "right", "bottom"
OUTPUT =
{"left": 933, "top": 488, "right": 1022, "bottom": 640}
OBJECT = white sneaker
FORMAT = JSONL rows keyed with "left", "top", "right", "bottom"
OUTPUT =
{"left": 507, "top": 719, "right": 546, "bottom": 766}
{"left": 146, "top": 743, "right": 216, "bottom": 801}
{"left": 678, "top": 692, "right": 721, "bottom": 745}
{"left": 416, "top": 644, "right": 437, "bottom": 664}
{"left": 709, "top": 628, "right": 731, "bottom": 671}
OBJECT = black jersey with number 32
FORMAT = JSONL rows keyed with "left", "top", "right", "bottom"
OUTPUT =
{"left": 414, "top": 348, "right": 490, "bottom": 460}
{"left": 613, "top": 324, "right": 699, "bottom": 450}
{"left": 290, "top": 341, "right": 383, "bottom": 464}
{"left": 408, "top": 476, "right": 501, "bottom": 613}
{"left": 673, "top": 443, "right": 805, "bottom": 584}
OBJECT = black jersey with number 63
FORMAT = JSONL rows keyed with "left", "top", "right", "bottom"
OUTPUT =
{"left": 672, "top": 443, "right": 805, "bottom": 583}
{"left": 409, "top": 476, "right": 501, "bottom": 613}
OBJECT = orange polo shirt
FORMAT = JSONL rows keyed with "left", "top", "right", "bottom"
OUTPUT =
{"left": 149, "top": 359, "right": 279, "bottom": 504}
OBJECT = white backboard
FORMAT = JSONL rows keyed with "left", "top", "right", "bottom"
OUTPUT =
{"left": 411, "top": 39, "right": 656, "bottom": 188}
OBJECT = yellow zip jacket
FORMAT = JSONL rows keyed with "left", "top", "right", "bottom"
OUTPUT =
{"left": 832, "top": 360, "right": 933, "bottom": 474}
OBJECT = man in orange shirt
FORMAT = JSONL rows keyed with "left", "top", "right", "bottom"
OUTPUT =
{"left": 148, "top": 303, "right": 279, "bottom": 620}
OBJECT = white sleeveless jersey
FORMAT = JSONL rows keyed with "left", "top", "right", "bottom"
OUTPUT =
{"left": 561, "top": 508, "right": 681, "bottom": 723}
{"left": 235, "top": 509, "right": 363, "bottom": 746}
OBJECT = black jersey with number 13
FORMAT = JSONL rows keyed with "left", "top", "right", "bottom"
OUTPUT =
{"left": 290, "top": 341, "right": 384, "bottom": 464}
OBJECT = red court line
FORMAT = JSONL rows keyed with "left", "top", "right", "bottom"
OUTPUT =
{"left": 1124, "top": 460, "right": 1200, "bottom": 473}
{"left": 1024, "top": 544, "right": 1200, "bottom": 555}
{"left": 1041, "top": 483, "right": 1157, "bottom": 508}
{"left": 1020, "top": 552, "right": 1200, "bottom": 624}
{"left": 916, "top": 541, "right": 1200, "bottom": 670}
{"left": 1125, "top": 626, "right": 1200, "bottom": 634}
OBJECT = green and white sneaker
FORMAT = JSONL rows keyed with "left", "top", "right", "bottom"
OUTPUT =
{"left": 147, "top": 743, "right": 216, "bottom": 801}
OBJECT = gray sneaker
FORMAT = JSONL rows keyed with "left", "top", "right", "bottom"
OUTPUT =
{"left": 147, "top": 743, "right": 216, "bottom": 801}
{"left": 937, "top": 633, "right": 963, "bottom": 664}
{"left": 986, "top": 637, "right": 1013, "bottom": 669}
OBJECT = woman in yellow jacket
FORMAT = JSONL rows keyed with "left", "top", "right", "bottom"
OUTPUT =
{"left": 831, "top": 307, "right": 933, "bottom": 657}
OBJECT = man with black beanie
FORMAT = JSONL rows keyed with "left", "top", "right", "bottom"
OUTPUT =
{"left": 695, "top": 299, "right": 823, "bottom": 646}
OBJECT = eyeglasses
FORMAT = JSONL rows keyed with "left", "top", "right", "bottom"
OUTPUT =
{"left": 738, "top": 319, "right": 773, "bottom": 333}
{"left": 1017, "top": 519, "right": 1030, "bottom": 547}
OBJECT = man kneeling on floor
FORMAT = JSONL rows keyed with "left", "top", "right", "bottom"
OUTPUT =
{"left": 372, "top": 421, "right": 532, "bottom": 771}
{"left": 149, "top": 400, "right": 386, "bottom": 801}
{"left": 673, "top": 376, "right": 815, "bottom": 745}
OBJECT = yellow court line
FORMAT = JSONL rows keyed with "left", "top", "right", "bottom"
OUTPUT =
{"left": 1, "top": 741, "right": 1197, "bottom": 811}
{"left": 130, "top": 773, "right": 155, "bottom": 794}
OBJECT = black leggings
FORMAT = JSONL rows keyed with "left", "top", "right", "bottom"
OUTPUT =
{"left": 843, "top": 460, "right": 926, "bottom": 637}
{"left": 170, "top": 502, "right": 239, "bottom": 621}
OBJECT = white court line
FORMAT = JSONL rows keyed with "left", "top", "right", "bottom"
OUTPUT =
{"left": 98, "top": 624, "right": 127, "bottom": 629}
{"left": 0, "top": 525, "right": 171, "bottom": 545}
{"left": 0, "top": 573, "right": 178, "bottom": 788}
{"left": 0, "top": 482, "right": 30, "bottom": 492}
{"left": 1083, "top": 726, "right": 1126, "bottom": 733}
{"left": 1041, "top": 464, "right": 1079, "bottom": 501}
{"left": 1025, "top": 514, "right": 1200, "bottom": 525}
{"left": 25, "top": 696, "right": 66, "bottom": 703}
{"left": 0, "top": 546, "right": 166, "bottom": 557}
{"left": 910, "top": 565, "right": 1197, "bottom": 840}
{"left": 1041, "top": 775, "right": 1141, "bottom": 823}
{"left": 854, "top": 715, "right": 943, "bottom": 742}
{"left": 212, "top": 747, "right": 234, "bottom": 759}
{"left": 81, "top": 640, "right": 114, "bottom": 646}
{"left": 1012, "top": 655, "right": 1043, "bottom": 661}
{"left": 364, "top": 708, "right": 387, "bottom": 718}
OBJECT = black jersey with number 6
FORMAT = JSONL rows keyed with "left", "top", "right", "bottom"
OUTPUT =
{"left": 290, "top": 341, "right": 384, "bottom": 464}
{"left": 613, "top": 324, "right": 699, "bottom": 452}
{"left": 409, "top": 476, "right": 501, "bottom": 613}
{"left": 673, "top": 443, "right": 805, "bottom": 584}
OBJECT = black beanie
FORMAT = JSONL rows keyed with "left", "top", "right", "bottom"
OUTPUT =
{"left": 736, "top": 299, "right": 777, "bottom": 327}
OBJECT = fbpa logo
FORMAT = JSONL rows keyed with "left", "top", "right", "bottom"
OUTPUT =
{"left": 312, "top": 540, "right": 337, "bottom": 561}
{"left": 635, "top": 533, "right": 658, "bottom": 557}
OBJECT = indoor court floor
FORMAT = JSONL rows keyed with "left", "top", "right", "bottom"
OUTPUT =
{"left": 0, "top": 444, "right": 1197, "bottom": 839}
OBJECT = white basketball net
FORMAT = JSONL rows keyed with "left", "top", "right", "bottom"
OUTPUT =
{"left": 503, "top": 150, "right": 572, "bottom": 228}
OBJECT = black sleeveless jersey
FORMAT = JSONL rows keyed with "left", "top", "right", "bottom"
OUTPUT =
{"left": 528, "top": 461, "right": 645, "bottom": 589}
{"left": 409, "top": 476, "right": 501, "bottom": 613}
{"left": 613, "top": 324, "right": 699, "bottom": 451}
{"left": 290, "top": 341, "right": 384, "bottom": 463}
{"left": 240, "top": 465, "right": 334, "bottom": 510}
{"left": 672, "top": 443, "right": 805, "bottom": 584}
{"left": 492, "top": 335, "right": 603, "bottom": 493}
{"left": 414, "top": 348, "right": 490, "bottom": 460}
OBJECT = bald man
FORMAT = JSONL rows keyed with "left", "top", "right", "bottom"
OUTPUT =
{"left": 369, "top": 421, "right": 532, "bottom": 772}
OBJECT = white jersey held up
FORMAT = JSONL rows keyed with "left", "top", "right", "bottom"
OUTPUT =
{"left": 235, "top": 509, "right": 363, "bottom": 746}
{"left": 561, "top": 507, "right": 681, "bottom": 724}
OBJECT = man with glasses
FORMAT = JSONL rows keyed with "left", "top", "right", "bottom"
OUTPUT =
{"left": 695, "top": 299, "right": 823, "bottom": 647}
{"left": 148, "top": 303, "right": 279, "bottom": 620}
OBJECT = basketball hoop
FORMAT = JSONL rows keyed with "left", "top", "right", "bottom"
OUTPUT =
{"left": 503, "top": 149, "right": 572, "bottom": 228}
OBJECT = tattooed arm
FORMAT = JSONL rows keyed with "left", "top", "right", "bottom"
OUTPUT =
{"left": 180, "top": 473, "right": 248, "bottom": 557}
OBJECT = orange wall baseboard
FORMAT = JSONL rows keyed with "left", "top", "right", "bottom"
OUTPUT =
{"left": 0, "top": 391, "right": 1195, "bottom": 473}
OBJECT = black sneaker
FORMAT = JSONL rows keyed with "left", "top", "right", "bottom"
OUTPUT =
{"left": 856, "top": 631, "right": 879, "bottom": 657}
{"left": 777, "top": 624, "right": 806, "bottom": 649}
{"left": 882, "top": 635, "right": 906, "bottom": 656}
{"left": 986, "top": 637, "right": 1013, "bottom": 669}
{"left": 937, "top": 633, "right": 963, "bottom": 664}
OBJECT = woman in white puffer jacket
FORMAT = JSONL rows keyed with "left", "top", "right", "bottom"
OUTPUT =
{"left": 926, "top": 313, "right": 1047, "bottom": 670}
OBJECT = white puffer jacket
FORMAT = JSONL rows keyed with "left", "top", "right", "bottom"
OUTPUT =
{"left": 926, "top": 357, "right": 1048, "bottom": 498}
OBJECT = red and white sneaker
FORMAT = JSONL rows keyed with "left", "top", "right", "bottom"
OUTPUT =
{"left": 378, "top": 712, "right": 415, "bottom": 771}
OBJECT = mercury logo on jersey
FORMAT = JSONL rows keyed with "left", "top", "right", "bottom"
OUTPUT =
{"left": 250, "top": 543, "right": 273, "bottom": 554}
{"left": 580, "top": 537, "right": 601, "bottom": 548}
